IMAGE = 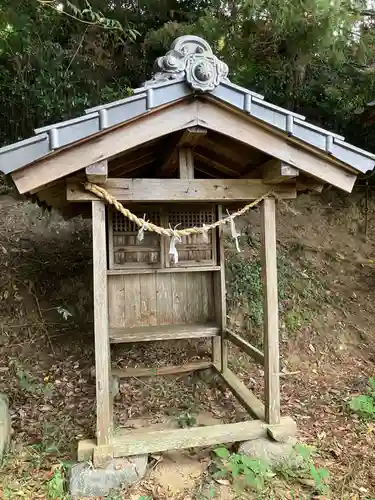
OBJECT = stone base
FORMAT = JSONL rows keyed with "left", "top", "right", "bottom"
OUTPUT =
{"left": 0, "top": 393, "right": 11, "bottom": 461}
{"left": 69, "top": 455, "right": 148, "bottom": 498}
{"left": 238, "top": 437, "right": 297, "bottom": 469}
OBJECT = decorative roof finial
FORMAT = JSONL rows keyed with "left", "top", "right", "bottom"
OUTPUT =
{"left": 145, "top": 35, "right": 229, "bottom": 92}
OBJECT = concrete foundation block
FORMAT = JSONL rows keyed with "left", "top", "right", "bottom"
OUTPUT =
{"left": 238, "top": 436, "right": 297, "bottom": 469}
{"left": 69, "top": 455, "right": 148, "bottom": 498}
{"left": 0, "top": 393, "right": 11, "bottom": 461}
{"left": 77, "top": 439, "right": 96, "bottom": 462}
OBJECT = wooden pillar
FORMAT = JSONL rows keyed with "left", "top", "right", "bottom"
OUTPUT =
{"left": 214, "top": 204, "right": 227, "bottom": 371}
{"left": 260, "top": 197, "right": 280, "bottom": 424}
{"left": 92, "top": 200, "right": 113, "bottom": 447}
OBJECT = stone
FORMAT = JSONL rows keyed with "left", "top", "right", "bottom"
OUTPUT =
{"left": 69, "top": 455, "right": 148, "bottom": 498}
{"left": 0, "top": 393, "right": 11, "bottom": 460}
{"left": 238, "top": 437, "right": 297, "bottom": 469}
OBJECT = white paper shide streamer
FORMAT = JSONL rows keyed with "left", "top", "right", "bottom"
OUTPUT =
{"left": 169, "top": 224, "right": 182, "bottom": 263}
{"left": 137, "top": 213, "right": 149, "bottom": 242}
{"left": 227, "top": 209, "right": 241, "bottom": 252}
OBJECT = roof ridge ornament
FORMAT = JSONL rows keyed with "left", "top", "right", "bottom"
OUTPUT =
{"left": 145, "top": 35, "right": 229, "bottom": 92}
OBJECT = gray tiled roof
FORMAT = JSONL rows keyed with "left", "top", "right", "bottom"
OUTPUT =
{"left": 1, "top": 35, "right": 375, "bottom": 177}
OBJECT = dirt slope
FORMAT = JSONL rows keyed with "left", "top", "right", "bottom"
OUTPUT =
{"left": 0, "top": 187, "right": 374, "bottom": 499}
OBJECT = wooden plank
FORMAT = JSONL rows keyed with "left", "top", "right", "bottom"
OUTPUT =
{"left": 226, "top": 329, "right": 264, "bottom": 365}
{"left": 108, "top": 275, "right": 126, "bottom": 328}
{"left": 214, "top": 367, "right": 265, "bottom": 420}
{"left": 86, "top": 160, "right": 108, "bottom": 184}
{"left": 109, "top": 323, "right": 220, "bottom": 343}
{"left": 107, "top": 266, "right": 221, "bottom": 275}
{"left": 262, "top": 159, "right": 299, "bottom": 184}
{"left": 113, "top": 419, "right": 271, "bottom": 456}
{"left": 112, "top": 361, "right": 212, "bottom": 378}
{"left": 12, "top": 100, "right": 199, "bottom": 194}
{"left": 92, "top": 200, "right": 112, "bottom": 447}
{"left": 178, "top": 126, "right": 207, "bottom": 147}
{"left": 197, "top": 99, "right": 357, "bottom": 192}
{"left": 67, "top": 179, "right": 297, "bottom": 202}
{"left": 260, "top": 198, "right": 280, "bottom": 425}
{"left": 178, "top": 148, "right": 194, "bottom": 179}
{"left": 139, "top": 273, "right": 157, "bottom": 326}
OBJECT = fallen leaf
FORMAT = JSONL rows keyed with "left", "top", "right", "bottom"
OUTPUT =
{"left": 215, "top": 478, "right": 230, "bottom": 486}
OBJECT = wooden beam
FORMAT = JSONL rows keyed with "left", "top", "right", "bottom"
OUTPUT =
{"left": 92, "top": 201, "right": 113, "bottom": 447}
{"left": 178, "top": 126, "right": 207, "bottom": 147}
{"left": 260, "top": 198, "right": 280, "bottom": 425}
{"left": 83, "top": 415, "right": 296, "bottom": 458}
{"left": 86, "top": 160, "right": 108, "bottom": 184}
{"left": 296, "top": 177, "right": 324, "bottom": 192}
{"left": 109, "top": 324, "right": 220, "bottom": 343}
{"left": 262, "top": 159, "right": 299, "bottom": 184}
{"left": 112, "top": 361, "right": 212, "bottom": 378}
{"left": 194, "top": 151, "right": 241, "bottom": 177}
{"left": 12, "top": 100, "right": 199, "bottom": 194}
{"left": 213, "top": 204, "right": 227, "bottom": 371}
{"left": 67, "top": 178, "right": 297, "bottom": 202}
{"left": 112, "top": 420, "right": 269, "bottom": 456}
{"left": 226, "top": 329, "right": 264, "bottom": 365}
{"left": 178, "top": 148, "right": 194, "bottom": 179}
{"left": 214, "top": 366, "right": 265, "bottom": 420}
{"left": 159, "top": 127, "right": 206, "bottom": 176}
{"left": 197, "top": 100, "right": 356, "bottom": 192}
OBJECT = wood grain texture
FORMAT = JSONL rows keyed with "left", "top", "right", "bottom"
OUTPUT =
{"left": 108, "top": 272, "right": 215, "bottom": 328}
{"left": 112, "top": 361, "right": 212, "bottom": 378}
{"left": 92, "top": 201, "right": 112, "bottom": 447}
{"left": 178, "top": 147, "right": 194, "bottom": 179}
{"left": 226, "top": 329, "right": 265, "bottom": 365}
{"left": 112, "top": 419, "right": 271, "bottom": 456}
{"left": 262, "top": 159, "right": 299, "bottom": 184}
{"left": 107, "top": 266, "right": 221, "bottom": 275}
{"left": 214, "top": 366, "right": 265, "bottom": 420}
{"left": 67, "top": 178, "right": 297, "bottom": 202}
{"left": 86, "top": 160, "right": 108, "bottom": 184}
{"left": 197, "top": 99, "right": 356, "bottom": 192}
{"left": 260, "top": 198, "right": 280, "bottom": 425}
{"left": 213, "top": 205, "right": 227, "bottom": 371}
{"left": 13, "top": 100, "right": 199, "bottom": 194}
{"left": 109, "top": 323, "right": 220, "bottom": 343}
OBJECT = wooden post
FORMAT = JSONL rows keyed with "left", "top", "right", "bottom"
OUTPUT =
{"left": 213, "top": 205, "right": 227, "bottom": 370}
{"left": 260, "top": 197, "right": 280, "bottom": 424}
{"left": 92, "top": 201, "right": 113, "bottom": 447}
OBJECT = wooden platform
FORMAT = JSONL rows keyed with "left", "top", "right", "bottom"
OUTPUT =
{"left": 109, "top": 323, "right": 220, "bottom": 343}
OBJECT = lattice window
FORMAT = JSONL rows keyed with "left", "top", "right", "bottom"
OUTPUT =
{"left": 109, "top": 208, "right": 162, "bottom": 269}
{"left": 112, "top": 210, "right": 161, "bottom": 233}
{"left": 168, "top": 210, "right": 214, "bottom": 229}
{"left": 166, "top": 207, "right": 216, "bottom": 267}
{"left": 108, "top": 206, "right": 217, "bottom": 269}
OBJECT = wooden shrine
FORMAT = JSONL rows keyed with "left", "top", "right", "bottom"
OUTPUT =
{"left": 1, "top": 36, "right": 374, "bottom": 466}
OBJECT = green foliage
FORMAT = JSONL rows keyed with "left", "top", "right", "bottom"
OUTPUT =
{"left": 213, "top": 447, "right": 274, "bottom": 492}
{"left": 1, "top": 0, "right": 375, "bottom": 155}
{"left": 226, "top": 242, "right": 324, "bottom": 334}
{"left": 277, "top": 443, "right": 330, "bottom": 495}
{"left": 47, "top": 463, "right": 66, "bottom": 499}
{"left": 177, "top": 411, "right": 197, "bottom": 428}
{"left": 349, "top": 377, "right": 375, "bottom": 420}
{"left": 10, "top": 359, "right": 55, "bottom": 397}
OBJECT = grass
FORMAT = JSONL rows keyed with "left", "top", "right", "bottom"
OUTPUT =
{"left": 211, "top": 443, "right": 330, "bottom": 498}
{"left": 349, "top": 377, "right": 375, "bottom": 420}
{"left": 225, "top": 236, "right": 327, "bottom": 341}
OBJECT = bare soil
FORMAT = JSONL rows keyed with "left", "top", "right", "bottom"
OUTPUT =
{"left": 0, "top": 187, "right": 374, "bottom": 499}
